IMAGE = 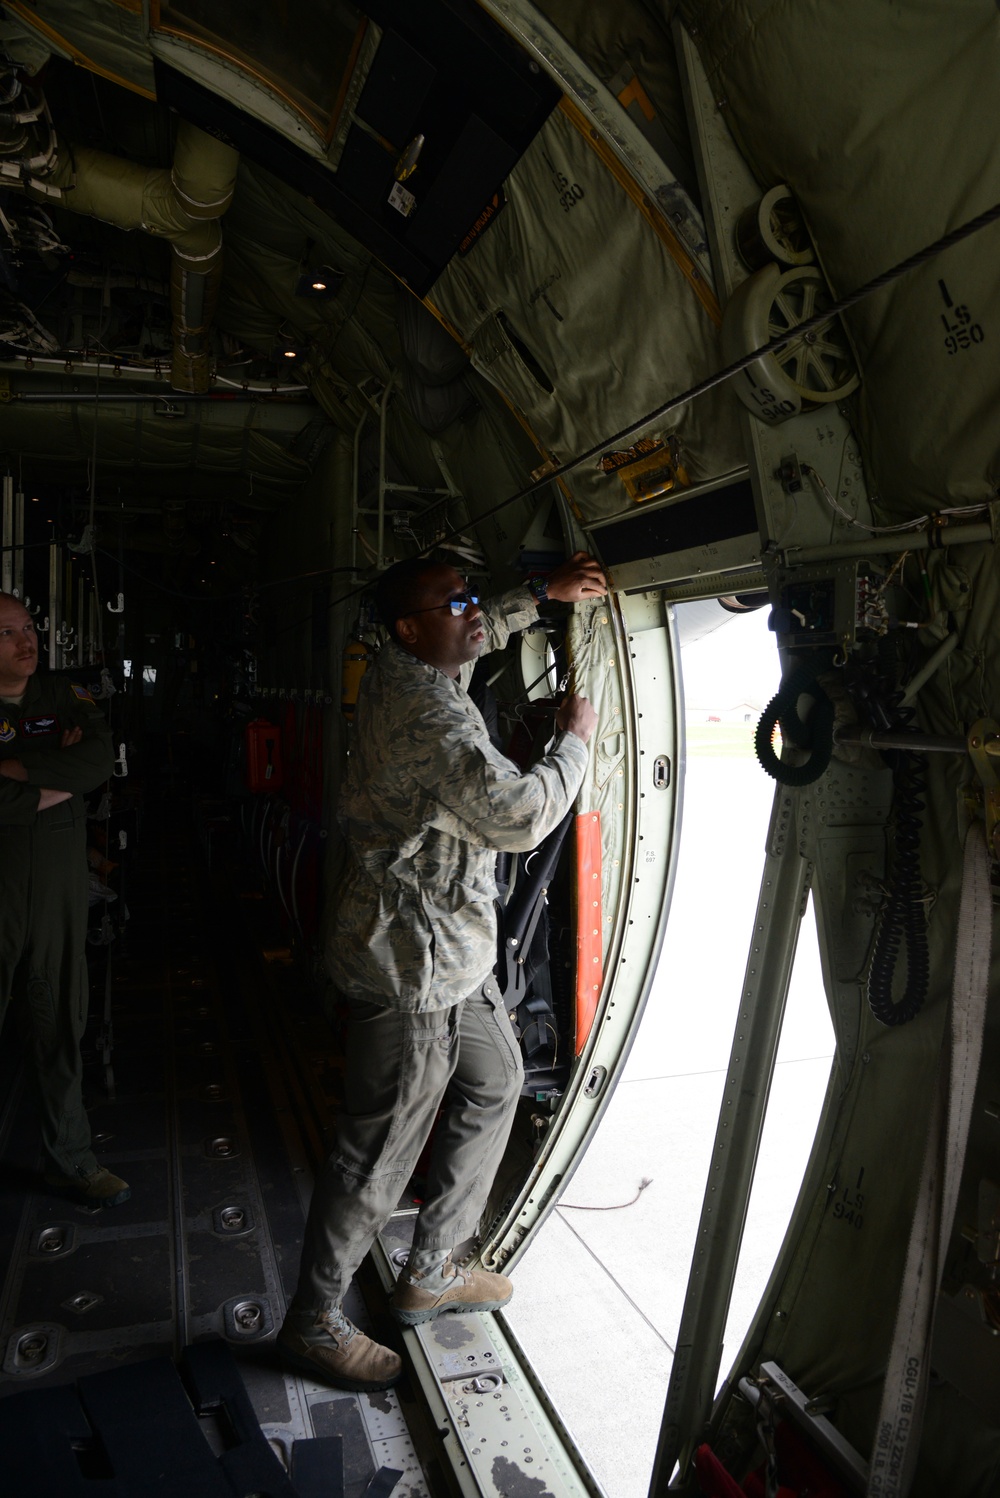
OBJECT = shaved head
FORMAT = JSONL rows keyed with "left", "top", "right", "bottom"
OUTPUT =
{"left": 374, "top": 557, "right": 444, "bottom": 639}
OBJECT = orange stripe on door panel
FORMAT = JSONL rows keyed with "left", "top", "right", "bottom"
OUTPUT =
{"left": 574, "top": 810, "right": 603, "bottom": 1055}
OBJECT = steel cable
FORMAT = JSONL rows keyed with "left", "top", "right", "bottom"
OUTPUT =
{"left": 87, "top": 195, "right": 1000, "bottom": 612}
{"left": 324, "top": 195, "right": 1000, "bottom": 610}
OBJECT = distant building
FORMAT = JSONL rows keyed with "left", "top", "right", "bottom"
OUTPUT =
{"left": 686, "top": 700, "right": 763, "bottom": 725}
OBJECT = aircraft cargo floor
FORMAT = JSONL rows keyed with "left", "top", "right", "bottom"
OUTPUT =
{"left": 0, "top": 799, "right": 435, "bottom": 1497}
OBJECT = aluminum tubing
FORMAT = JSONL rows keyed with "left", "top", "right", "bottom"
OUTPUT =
{"left": 32, "top": 143, "right": 218, "bottom": 265}
{"left": 171, "top": 254, "right": 223, "bottom": 394}
{"left": 166, "top": 124, "right": 238, "bottom": 394}
{"left": 26, "top": 129, "right": 238, "bottom": 394}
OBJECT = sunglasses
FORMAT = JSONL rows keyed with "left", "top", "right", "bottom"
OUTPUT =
{"left": 403, "top": 591, "right": 480, "bottom": 619}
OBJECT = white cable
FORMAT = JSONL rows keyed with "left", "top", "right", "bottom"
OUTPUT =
{"left": 213, "top": 374, "right": 310, "bottom": 394}
{"left": 804, "top": 464, "right": 990, "bottom": 536}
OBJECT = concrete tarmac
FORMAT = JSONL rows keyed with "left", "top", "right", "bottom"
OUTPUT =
{"left": 507, "top": 751, "right": 835, "bottom": 1498}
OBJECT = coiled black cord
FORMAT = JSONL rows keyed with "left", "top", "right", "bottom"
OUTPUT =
{"left": 756, "top": 639, "right": 930, "bottom": 1022}
{"left": 866, "top": 717, "right": 929, "bottom": 1026}
{"left": 754, "top": 659, "right": 835, "bottom": 786}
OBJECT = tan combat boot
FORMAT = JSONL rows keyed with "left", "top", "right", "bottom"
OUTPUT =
{"left": 391, "top": 1260, "right": 513, "bottom": 1326}
{"left": 45, "top": 1165, "right": 131, "bottom": 1207}
{"left": 277, "top": 1305, "right": 402, "bottom": 1392}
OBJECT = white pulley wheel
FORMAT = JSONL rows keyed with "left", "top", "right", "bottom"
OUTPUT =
{"left": 736, "top": 184, "right": 814, "bottom": 269}
{"left": 721, "top": 264, "right": 860, "bottom": 425}
{"left": 520, "top": 630, "right": 558, "bottom": 701}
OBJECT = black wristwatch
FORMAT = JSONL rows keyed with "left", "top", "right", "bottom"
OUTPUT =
{"left": 527, "top": 575, "right": 549, "bottom": 604}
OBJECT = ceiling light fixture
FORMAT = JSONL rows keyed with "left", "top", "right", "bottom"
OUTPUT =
{"left": 295, "top": 264, "right": 344, "bottom": 299}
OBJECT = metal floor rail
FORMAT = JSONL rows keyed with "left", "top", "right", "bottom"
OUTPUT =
{"left": 0, "top": 800, "right": 429, "bottom": 1496}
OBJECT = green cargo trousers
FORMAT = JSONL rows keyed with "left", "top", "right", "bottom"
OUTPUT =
{"left": 290, "top": 977, "right": 524, "bottom": 1313}
{"left": 0, "top": 813, "right": 98, "bottom": 1177}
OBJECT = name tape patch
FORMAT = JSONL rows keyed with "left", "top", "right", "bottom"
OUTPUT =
{"left": 20, "top": 715, "right": 59, "bottom": 736}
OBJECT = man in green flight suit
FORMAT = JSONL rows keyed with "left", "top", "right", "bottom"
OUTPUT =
{"left": 0, "top": 590, "right": 129, "bottom": 1206}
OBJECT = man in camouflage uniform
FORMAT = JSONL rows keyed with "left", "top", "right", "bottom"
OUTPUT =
{"left": 279, "top": 553, "right": 606, "bottom": 1391}
{"left": 0, "top": 591, "right": 129, "bottom": 1206}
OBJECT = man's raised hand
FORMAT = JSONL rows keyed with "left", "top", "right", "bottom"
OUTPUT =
{"left": 545, "top": 551, "right": 608, "bottom": 603}
{"left": 556, "top": 693, "right": 598, "bottom": 744}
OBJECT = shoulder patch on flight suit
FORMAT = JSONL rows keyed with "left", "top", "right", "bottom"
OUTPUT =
{"left": 70, "top": 683, "right": 95, "bottom": 704}
{"left": 0, "top": 716, "right": 16, "bottom": 743}
{"left": 20, "top": 715, "right": 59, "bottom": 736}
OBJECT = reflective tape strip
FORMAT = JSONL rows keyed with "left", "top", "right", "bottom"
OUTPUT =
{"left": 170, "top": 172, "right": 234, "bottom": 215}
{"left": 867, "top": 821, "right": 992, "bottom": 1498}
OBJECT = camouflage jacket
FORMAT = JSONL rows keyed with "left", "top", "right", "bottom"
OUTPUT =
{"left": 329, "top": 587, "right": 590, "bottom": 1011}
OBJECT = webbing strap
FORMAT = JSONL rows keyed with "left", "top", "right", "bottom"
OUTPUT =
{"left": 867, "top": 822, "right": 992, "bottom": 1498}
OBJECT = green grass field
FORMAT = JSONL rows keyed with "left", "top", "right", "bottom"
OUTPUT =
{"left": 685, "top": 722, "right": 759, "bottom": 757}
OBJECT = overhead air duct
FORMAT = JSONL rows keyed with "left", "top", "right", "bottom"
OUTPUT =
{"left": 26, "top": 117, "right": 238, "bottom": 393}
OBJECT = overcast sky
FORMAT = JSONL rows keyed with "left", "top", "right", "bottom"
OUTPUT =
{"left": 678, "top": 604, "right": 781, "bottom": 710}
